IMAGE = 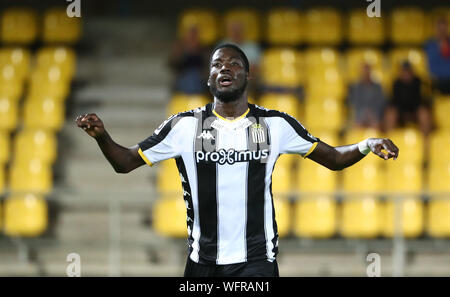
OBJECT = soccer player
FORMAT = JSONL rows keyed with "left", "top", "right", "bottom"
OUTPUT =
{"left": 76, "top": 44, "right": 399, "bottom": 277}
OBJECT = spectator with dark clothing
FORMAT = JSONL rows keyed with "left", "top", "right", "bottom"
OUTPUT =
{"left": 169, "top": 25, "right": 209, "bottom": 94}
{"left": 347, "top": 63, "right": 387, "bottom": 130}
{"left": 384, "top": 61, "right": 432, "bottom": 135}
{"left": 424, "top": 17, "right": 450, "bottom": 94}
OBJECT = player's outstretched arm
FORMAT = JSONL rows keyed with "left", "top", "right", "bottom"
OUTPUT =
{"left": 307, "top": 138, "right": 399, "bottom": 171}
{"left": 75, "top": 113, "right": 145, "bottom": 173}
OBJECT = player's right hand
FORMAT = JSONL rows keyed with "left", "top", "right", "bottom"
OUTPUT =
{"left": 75, "top": 113, "right": 106, "bottom": 139}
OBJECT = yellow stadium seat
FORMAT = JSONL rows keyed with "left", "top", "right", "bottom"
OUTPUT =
{"left": 0, "top": 96, "right": 18, "bottom": 132}
{"left": 224, "top": 9, "right": 261, "bottom": 42}
{"left": 0, "top": 132, "right": 10, "bottom": 165}
{"left": 382, "top": 196, "right": 424, "bottom": 238}
{"left": 0, "top": 47, "right": 31, "bottom": 80}
{"left": 304, "top": 48, "right": 339, "bottom": 72}
{"left": 261, "top": 48, "right": 303, "bottom": 88}
{"left": 0, "top": 82, "right": 23, "bottom": 101}
{"left": 28, "top": 81, "right": 68, "bottom": 103}
{"left": 428, "top": 163, "right": 450, "bottom": 192}
{"left": 156, "top": 159, "right": 182, "bottom": 194}
{"left": 0, "top": 166, "right": 4, "bottom": 194}
{"left": 167, "top": 94, "right": 209, "bottom": 116}
{"left": 427, "top": 197, "right": 450, "bottom": 237}
{"left": 43, "top": 8, "right": 82, "bottom": 44}
{"left": 386, "top": 128, "right": 424, "bottom": 163}
{"left": 276, "top": 154, "right": 295, "bottom": 171}
{"left": 271, "top": 162, "right": 292, "bottom": 194}
{"left": 340, "top": 195, "right": 383, "bottom": 238}
{"left": 342, "top": 162, "right": 383, "bottom": 193}
{"left": 294, "top": 194, "right": 337, "bottom": 238}
{"left": 389, "top": 48, "right": 429, "bottom": 81}
{"left": 36, "top": 47, "right": 76, "bottom": 81}
{"left": 348, "top": 9, "right": 385, "bottom": 45}
{"left": 153, "top": 196, "right": 187, "bottom": 238}
{"left": 0, "top": 64, "right": 22, "bottom": 85}
{"left": 310, "top": 130, "right": 339, "bottom": 146}
{"left": 0, "top": 9, "right": 38, "bottom": 45}
{"left": 433, "top": 97, "right": 450, "bottom": 130}
{"left": 23, "top": 96, "right": 65, "bottom": 131}
{"left": 273, "top": 196, "right": 291, "bottom": 238}
{"left": 13, "top": 129, "right": 57, "bottom": 165}
{"left": 304, "top": 97, "right": 344, "bottom": 132}
{"left": 258, "top": 93, "right": 301, "bottom": 119}
{"left": 4, "top": 193, "right": 48, "bottom": 237}
{"left": 9, "top": 159, "right": 53, "bottom": 194}
{"left": 427, "top": 7, "right": 450, "bottom": 39}
{"left": 306, "top": 67, "right": 346, "bottom": 99}
{"left": 297, "top": 160, "right": 338, "bottom": 193}
{"left": 390, "top": 7, "right": 428, "bottom": 45}
{"left": 304, "top": 8, "right": 342, "bottom": 45}
{"left": 178, "top": 9, "right": 219, "bottom": 46}
{"left": 385, "top": 161, "right": 423, "bottom": 193}
{"left": 266, "top": 9, "right": 303, "bottom": 45}
{"left": 304, "top": 48, "right": 344, "bottom": 97}
{"left": 344, "top": 127, "right": 380, "bottom": 144}
{"left": 429, "top": 131, "right": 450, "bottom": 163}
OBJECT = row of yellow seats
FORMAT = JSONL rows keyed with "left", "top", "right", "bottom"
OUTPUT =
{"left": 0, "top": 7, "right": 81, "bottom": 45}
{"left": 273, "top": 159, "right": 450, "bottom": 194}
{"left": 156, "top": 127, "right": 449, "bottom": 193}
{"left": 0, "top": 47, "right": 76, "bottom": 85}
{"left": 167, "top": 92, "right": 450, "bottom": 132}
{"left": 0, "top": 95, "right": 66, "bottom": 132}
{"left": 156, "top": 156, "right": 450, "bottom": 196}
{"left": 260, "top": 47, "right": 429, "bottom": 93}
{"left": 152, "top": 195, "right": 450, "bottom": 239}
{"left": 0, "top": 193, "right": 48, "bottom": 237}
{"left": 0, "top": 129, "right": 57, "bottom": 166}
{"left": 0, "top": 159, "right": 53, "bottom": 195}
{"left": 179, "top": 7, "right": 450, "bottom": 46}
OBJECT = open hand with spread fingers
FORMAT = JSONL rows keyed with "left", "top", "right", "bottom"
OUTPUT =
{"left": 75, "top": 113, "right": 106, "bottom": 139}
{"left": 367, "top": 138, "right": 399, "bottom": 160}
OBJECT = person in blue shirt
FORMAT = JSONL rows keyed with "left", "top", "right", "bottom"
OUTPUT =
{"left": 424, "top": 17, "right": 450, "bottom": 94}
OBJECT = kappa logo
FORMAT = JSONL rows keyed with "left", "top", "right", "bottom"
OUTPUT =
{"left": 197, "top": 130, "right": 215, "bottom": 140}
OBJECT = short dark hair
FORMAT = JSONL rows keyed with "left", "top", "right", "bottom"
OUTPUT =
{"left": 210, "top": 43, "right": 250, "bottom": 73}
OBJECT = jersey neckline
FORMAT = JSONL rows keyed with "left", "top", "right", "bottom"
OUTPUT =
{"left": 212, "top": 107, "right": 250, "bottom": 122}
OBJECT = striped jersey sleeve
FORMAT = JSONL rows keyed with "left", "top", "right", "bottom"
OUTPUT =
{"left": 278, "top": 113, "right": 319, "bottom": 157}
{"left": 137, "top": 114, "right": 183, "bottom": 166}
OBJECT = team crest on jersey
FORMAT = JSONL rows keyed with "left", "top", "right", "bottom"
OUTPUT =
{"left": 251, "top": 123, "right": 265, "bottom": 144}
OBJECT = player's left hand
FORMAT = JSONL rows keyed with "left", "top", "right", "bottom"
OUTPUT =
{"left": 368, "top": 138, "right": 399, "bottom": 160}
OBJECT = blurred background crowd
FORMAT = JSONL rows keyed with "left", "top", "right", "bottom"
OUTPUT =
{"left": 0, "top": 0, "right": 449, "bottom": 276}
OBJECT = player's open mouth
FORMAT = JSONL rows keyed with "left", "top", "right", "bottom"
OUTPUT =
{"left": 218, "top": 76, "right": 233, "bottom": 87}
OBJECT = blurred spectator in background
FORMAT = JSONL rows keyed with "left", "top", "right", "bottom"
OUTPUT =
{"left": 220, "top": 20, "right": 262, "bottom": 97}
{"left": 384, "top": 61, "right": 432, "bottom": 136}
{"left": 169, "top": 25, "right": 209, "bottom": 94}
{"left": 425, "top": 17, "right": 450, "bottom": 94}
{"left": 347, "top": 63, "right": 387, "bottom": 130}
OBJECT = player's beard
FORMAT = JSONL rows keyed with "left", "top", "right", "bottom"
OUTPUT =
{"left": 209, "top": 79, "right": 247, "bottom": 103}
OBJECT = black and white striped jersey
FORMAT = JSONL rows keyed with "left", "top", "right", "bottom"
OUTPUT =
{"left": 138, "top": 103, "right": 319, "bottom": 265}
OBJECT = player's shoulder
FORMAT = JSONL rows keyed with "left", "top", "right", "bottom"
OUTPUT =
{"left": 250, "top": 103, "right": 298, "bottom": 121}
{"left": 170, "top": 104, "right": 209, "bottom": 119}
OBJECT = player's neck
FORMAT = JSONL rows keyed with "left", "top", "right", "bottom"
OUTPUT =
{"left": 213, "top": 96, "right": 249, "bottom": 120}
